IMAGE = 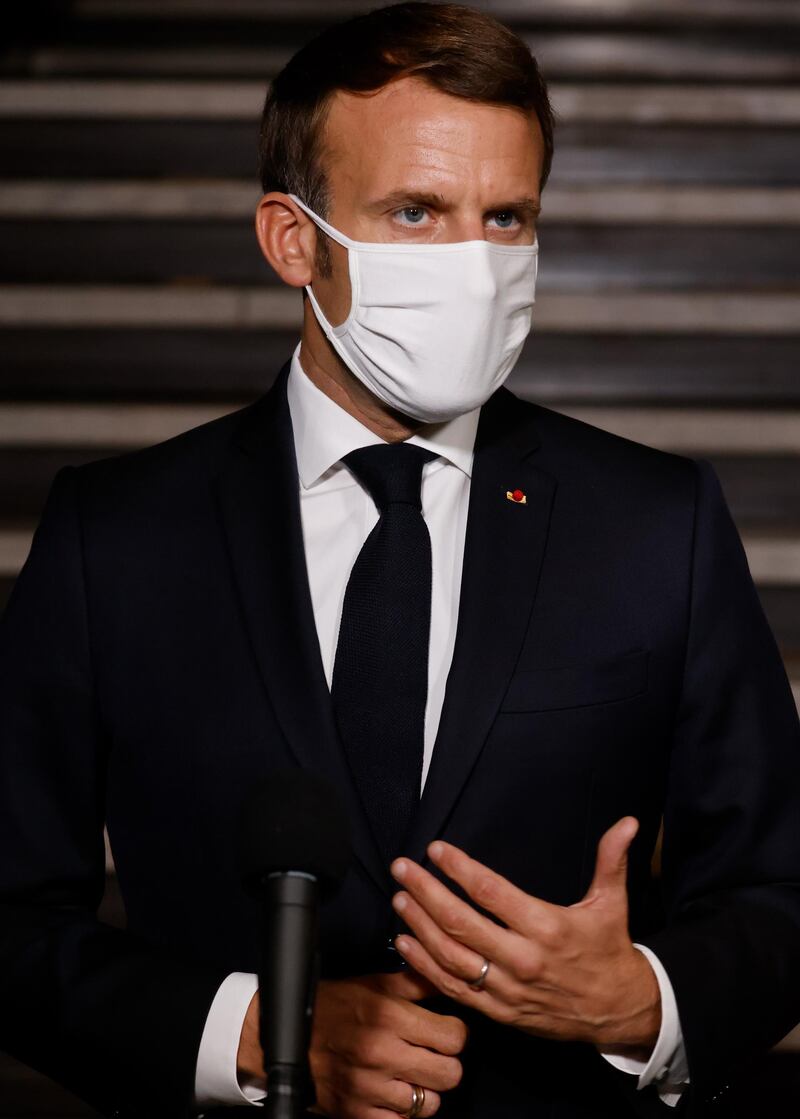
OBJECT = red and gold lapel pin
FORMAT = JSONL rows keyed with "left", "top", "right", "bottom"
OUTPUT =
{"left": 506, "top": 488, "right": 527, "bottom": 504}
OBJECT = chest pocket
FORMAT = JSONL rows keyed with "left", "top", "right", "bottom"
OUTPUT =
{"left": 499, "top": 648, "right": 650, "bottom": 713}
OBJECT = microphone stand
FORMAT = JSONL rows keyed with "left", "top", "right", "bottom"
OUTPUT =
{"left": 260, "top": 872, "right": 320, "bottom": 1119}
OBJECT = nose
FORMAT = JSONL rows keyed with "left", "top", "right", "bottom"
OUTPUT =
{"left": 462, "top": 245, "right": 499, "bottom": 302}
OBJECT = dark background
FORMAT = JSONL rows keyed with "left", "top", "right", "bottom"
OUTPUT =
{"left": 1, "top": 0, "right": 798, "bottom": 1113}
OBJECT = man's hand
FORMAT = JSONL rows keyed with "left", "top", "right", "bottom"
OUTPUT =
{"left": 237, "top": 969, "right": 468, "bottom": 1118}
{"left": 389, "top": 817, "right": 661, "bottom": 1059}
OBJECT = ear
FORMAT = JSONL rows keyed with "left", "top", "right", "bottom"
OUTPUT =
{"left": 254, "top": 192, "right": 316, "bottom": 289}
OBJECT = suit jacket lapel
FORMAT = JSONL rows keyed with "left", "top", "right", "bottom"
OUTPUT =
{"left": 211, "top": 359, "right": 391, "bottom": 896}
{"left": 402, "top": 385, "right": 557, "bottom": 867}
{"left": 212, "top": 360, "right": 556, "bottom": 897}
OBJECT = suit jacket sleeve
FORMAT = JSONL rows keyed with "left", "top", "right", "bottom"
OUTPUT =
{"left": 636, "top": 456, "right": 800, "bottom": 1111}
{"left": 0, "top": 465, "right": 231, "bottom": 1119}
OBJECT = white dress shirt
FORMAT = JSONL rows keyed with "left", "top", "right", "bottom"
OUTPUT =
{"left": 193, "top": 341, "right": 689, "bottom": 1109}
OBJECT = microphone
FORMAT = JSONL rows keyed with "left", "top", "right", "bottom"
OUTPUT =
{"left": 238, "top": 769, "right": 350, "bottom": 1119}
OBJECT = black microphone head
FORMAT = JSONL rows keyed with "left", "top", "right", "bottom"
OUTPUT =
{"left": 238, "top": 769, "right": 351, "bottom": 900}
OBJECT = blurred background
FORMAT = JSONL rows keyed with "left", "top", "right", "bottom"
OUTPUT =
{"left": 1, "top": 0, "right": 798, "bottom": 1113}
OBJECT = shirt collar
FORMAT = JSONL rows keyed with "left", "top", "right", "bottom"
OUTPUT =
{"left": 286, "top": 341, "right": 481, "bottom": 491}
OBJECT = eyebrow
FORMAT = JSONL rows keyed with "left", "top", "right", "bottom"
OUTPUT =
{"left": 365, "top": 189, "right": 541, "bottom": 219}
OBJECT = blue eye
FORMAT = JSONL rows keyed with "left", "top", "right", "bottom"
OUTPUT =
{"left": 492, "top": 211, "right": 518, "bottom": 229}
{"left": 397, "top": 207, "right": 426, "bottom": 224}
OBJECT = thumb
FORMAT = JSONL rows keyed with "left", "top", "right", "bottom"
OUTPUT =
{"left": 580, "top": 816, "right": 638, "bottom": 906}
{"left": 378, "top": 966, "right": 438, "bottom": 1002}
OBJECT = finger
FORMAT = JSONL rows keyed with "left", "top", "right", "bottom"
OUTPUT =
{"left": 391, "top": 858, "right": 519, "bottom": 962}
{"left": 421, "top": 842, "right": 560, "bottom": 936}
{"left": 395, "top": 1083, "right": 441, "bottom": 1119}
{"left": 393, "top": 890, "right": 521, "bottom": 1002}
{"left": 387, "top": 1081, "right": 441, "bottom": 1119}
{"left": 392, "top": 995, "right": 469, "bottom": 1056}
{"left": 393, "top": 1040, "right": 463, "bottom": 1093}
{"left": 377, "top": 967, "right": 439, "bottom": 1003}
{"left": 347, "top": 1022, "right": 463, "bottom": 1088}
{"left": 394, "top": 934, "right": 513, "bottom": 1026}
{"left": 578, "top": 816, "right": 638, "bottom": 906}
{"left": 346, "top": 1068, "right": 443, "bottom": 1117}
{"left": 312, "top": 1059, "right": 445, "bottom": 1119}
{"left": 368, "top": 1094, "right": 441, "bottom": 1119}
{"left": 368, "top": 1111, "right": 439, "bottom": 1119}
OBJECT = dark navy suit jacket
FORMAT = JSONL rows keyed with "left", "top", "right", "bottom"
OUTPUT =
{"left": 1, "top": 358, "right": 799, "bottom": 1118}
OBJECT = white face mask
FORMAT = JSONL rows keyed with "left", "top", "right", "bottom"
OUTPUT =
{"left": 289, "top": 193, "right": 538, "bottom": 423}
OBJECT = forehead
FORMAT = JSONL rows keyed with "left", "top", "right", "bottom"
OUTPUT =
{"left": 320, "top": 75, "right": 543, "bottom": 199}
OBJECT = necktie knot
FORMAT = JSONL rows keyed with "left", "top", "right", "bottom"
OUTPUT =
{"left": 342, "top": 442, "right": 438, "bottom": 513}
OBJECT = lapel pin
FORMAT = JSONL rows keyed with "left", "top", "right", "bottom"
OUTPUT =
{"left": 506, "top": 488, "right": 527, "bottom": 504}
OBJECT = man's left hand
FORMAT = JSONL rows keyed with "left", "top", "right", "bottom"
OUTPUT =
{"left": 390, "top": 816, "right": 661, "bottom": 1059}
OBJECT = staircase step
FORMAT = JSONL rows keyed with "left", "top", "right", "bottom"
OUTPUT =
{"left": 10, "top": 33, "right": 800, "bottom": 82}
{"left": 2, "top": 80, "right": 799, "bottom": 124}
{"left": 2, "top": 330, "right": 798, "bottom": 406}
{"left": 710, "top": 457, "right": 800, "bottom": 529}
{"left": 66, "top": 0, "right": 800, "bottom": 26}
{"left": 2, "top": 182, "right": 799, "bottom": 224}
{"left": 0, "top": 118, "right": 258, "bottom": 179}
{"left": 3, "top": 221, "right": 798, "bottom": 289}
{"left": 0, "top": 327, "right": 293, "bottom": 399}
{"left": 2, "top": 285, "right": 796, "bottom": 332}
{"left": 2, "top": 118, "right": 796, "bottom": 184}
{"left": 556, "top": 407, "right": 800, "bottom": 454}
{"left": 552, "top": 124, "right": 800, "bottom": 185}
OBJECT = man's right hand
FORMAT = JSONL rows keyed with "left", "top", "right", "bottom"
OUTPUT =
{"left": 237, "top": 969, "right": 468, "bottom": 1118}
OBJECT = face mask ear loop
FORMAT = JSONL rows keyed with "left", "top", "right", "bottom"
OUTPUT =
{"left": 287, "top": 192, "right": 356, "bottom": 250}
{"left": 303, "top": 281, "right": 336, "bottom": 339}
{"left": 289, "top": 194, "right": 358, "bottom": 338}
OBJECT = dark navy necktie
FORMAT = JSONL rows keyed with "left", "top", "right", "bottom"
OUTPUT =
{"left": 330, "top": 442, "right": 438, "bottom": 867}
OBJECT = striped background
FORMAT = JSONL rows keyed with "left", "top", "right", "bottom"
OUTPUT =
{"left": 1, "top": 1, "right": 798, "bottom": 1112}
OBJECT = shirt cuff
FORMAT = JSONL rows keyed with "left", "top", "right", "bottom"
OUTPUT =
{"left": 596, "top": 943, "right": 690, "bottom": 1108}
{"left": 194, "top": 971, "right": 267, "bottom": 1108}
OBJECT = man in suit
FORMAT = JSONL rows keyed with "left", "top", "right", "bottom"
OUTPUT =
{"left": 1, "top": 4, "right": 799, "bottom": 1118}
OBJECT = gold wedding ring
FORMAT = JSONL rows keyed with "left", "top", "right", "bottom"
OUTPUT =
{"left": 404, "top": 1083, "right": 425, "bottom": 1118}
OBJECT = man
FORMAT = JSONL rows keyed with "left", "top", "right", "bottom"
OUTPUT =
{"left": 1, "top": 4, "right": 799, "bottom": 1119}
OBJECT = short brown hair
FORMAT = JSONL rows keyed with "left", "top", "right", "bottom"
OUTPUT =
{"left": 258, "top": 1, "right": 555, "bottom": 274}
